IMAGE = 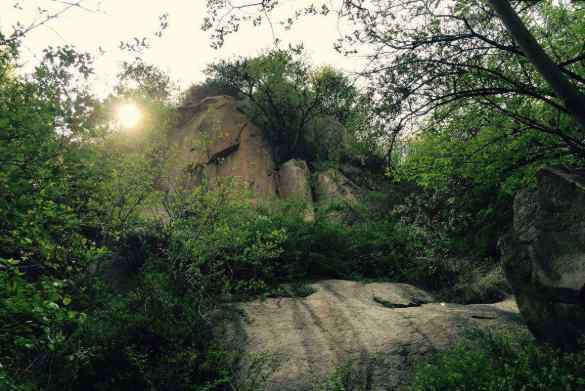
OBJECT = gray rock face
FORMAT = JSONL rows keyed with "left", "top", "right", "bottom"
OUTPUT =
{"left": 278, "top": 159, "right": 315, "bottom": 221}
{"left": 224, "top": 280, "right": 522, "bottom": 390}
{"left": 500, "top": 167, "right": 585, "bottom": 351}
{"left": 171, "top": 95, "right": 278, "bottom": 201}
{"left": 314, "top": 169, "right": 359, "bottom": 205}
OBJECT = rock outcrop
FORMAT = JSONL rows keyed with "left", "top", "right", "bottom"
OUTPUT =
{"left": 172, "top": 95, "right": 277, "bottom": 200}
{"left": 170, "top": 95, "right": 379, "bottom": 216}
{"left": 500, "top": 167, "right": 585, "bottom": 351}
{"left": 278, "top": 159, "right": 315, "bottom": 221}
{"left": 225, "top": 280, "right": 523, "bottom": 390}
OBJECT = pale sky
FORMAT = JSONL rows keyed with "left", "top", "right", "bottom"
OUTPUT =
{"left": 0, "top": 0, "right": 364, "bottom": 96}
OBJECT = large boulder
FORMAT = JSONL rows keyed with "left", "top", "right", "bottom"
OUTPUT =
{"left": 500, "top": 167, "right": 585, "bottom": 351}
{"left": 278, "top": 159, "right": 315, "bottom": 221}
{"left": 171, "top": 95, "right": 277, "bottom": 200}
{"left": 223, "top": 280, "right": 523, "bottom": 390}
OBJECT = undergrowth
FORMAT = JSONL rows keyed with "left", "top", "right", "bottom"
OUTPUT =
{"left": 411, "top": 329, "right": 585, "bottom": 391}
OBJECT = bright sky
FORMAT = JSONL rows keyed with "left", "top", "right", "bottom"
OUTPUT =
{"left": 0, "top": 0, "right": 363, "bottom": 96}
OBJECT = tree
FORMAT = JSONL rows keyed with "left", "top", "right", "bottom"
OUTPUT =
{"left": 204, "top": 1, "right": 585, "bottom": 160}
{"left": 1, "top": 1, "right": 99, "bottom": 47}
{"left": 0, "top": 44, "right": 101, "bottom": 272}
{"left": 0, "top": 36, "right": 112, "bottom": 387}
{"left": 204, "top": 49, "right": 378, "bottom": 163}
{"left": 486, "top": 0, "right": 585, "bottom": 129}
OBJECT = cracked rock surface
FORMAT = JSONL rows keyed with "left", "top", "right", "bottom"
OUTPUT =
{"left": 172, "top": 95, "right": 278, "bottom": 200}
{"left": 225, "top": 280, "right": 524, "bottom": 390}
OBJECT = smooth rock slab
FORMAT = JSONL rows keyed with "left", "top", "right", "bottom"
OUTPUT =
{"left": 226, "top": 280, "right": 523, "bottom": 390}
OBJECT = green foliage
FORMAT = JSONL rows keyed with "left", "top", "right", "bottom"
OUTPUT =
{"left": 411, "top": 330, "right": 585, "bottom": 391}
{"left": 8, "top": 9, "right": 583, "bottom": 389}
{"left": 385, "top": 1, "right": 585, "bottom": 259}
{"left": 394, "top": 86, "right": 585, "bottom": 259}
{"left": 0, "top": 38, "right": 199, "bottom": 390}
{"left": 0, "top": 41, "right": 113, "bottom": 388}
{"left": 0, "top": 45, "right": 103, "bottom": 274}
{"left": 435, "top": 260, "right": 509, "bottom": 304}
{"left": 163, "top": 176, "right": 288, "bottom": 298}
{"left": 0, "top": 259, "right": 87, "bottom": 386}
{"left": 161, "top": 175, "right": 447, "bottom": 295}
{"left": 396, "top": 106, "right": 561, "bottom": 257}
{"left": 245, "top": 199, "right": 451, "bottom": 288}
{"left": 315, "top": 359, "right": 372, "bottom": 391}
{"left": 47, "top": 264, "right": 220, "bottom": 390}
{"left": 0, "top": 221, "right": 238, "bottom": 391}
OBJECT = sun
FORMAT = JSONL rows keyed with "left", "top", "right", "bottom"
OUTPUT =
{"left": 117, "top": 103, "right": 142, "bottom": 129}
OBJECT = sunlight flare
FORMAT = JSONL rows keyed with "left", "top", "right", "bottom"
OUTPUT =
{"left": 116, "top": 102, "right": 142, "bottom": 129}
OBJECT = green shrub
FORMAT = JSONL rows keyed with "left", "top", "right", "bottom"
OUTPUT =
{"left": 252, "top": 199, "right": 451, "bottom": 287}
{"left": 394, "top": 100, "right": 581, "bottom": 259}
{"left": 5, "top": 217, "right": 234, "bottom": 391}
{"left": 0, "top": 259, "right": 88, "bottom": 389}
{"left": 162, "top": 177, "right": 288, "bottom": 299}
{"left": 411, "top": 330, "right": 585, "bottom": 391}
{"left": 315, "top": 359, "right": 372, "bottom": 391}
{"left": 0, "top": 211, "right": 272, "bottom": 390}
{"left": 161, "top": 177, "right": 448, "bottom": 293}
{"left": 46, "top": 268, "right": 220, "bottom": 391}
{"left": 436, "top": 261, "right": 510, "bottom": 304}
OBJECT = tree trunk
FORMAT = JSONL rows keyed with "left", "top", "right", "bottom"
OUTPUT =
{"left": 486, "top": 0, "right": 585, "bottom": 129}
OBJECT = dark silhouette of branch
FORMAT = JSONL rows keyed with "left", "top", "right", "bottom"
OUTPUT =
{"left": 487, "top": 0, "right": 585, "bottom": 129}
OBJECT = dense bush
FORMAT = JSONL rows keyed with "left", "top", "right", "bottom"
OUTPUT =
{"left": 43, "top": 257, "right": 225, "bottom": 391}
{"left": 0, "top": 37, "right": 224, "bottom": 390}
{"left": 162, "top": 176, "right": 287, "bottom": 298}
{"left": 1, "top": 181, "right": 263, "bottom": 390}
{"left": 0, "top": 41, "right": 112, "bottom": 389}
{"left": 411, "top": 330, "right": 585, "bottom": 391}
{"left": 0, "top": 222, "right": 240, "bottom": 391}
{"left": 158, "top": 175, "right": 445, "bottom": 294}
{"left": 240, "top": 198, "right": 452, "bottom": 289}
